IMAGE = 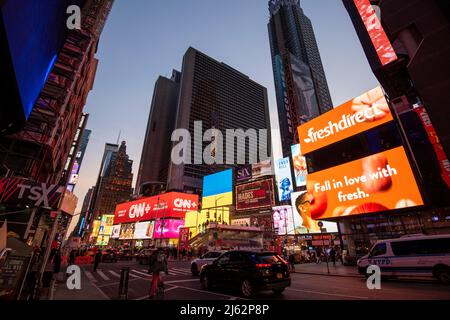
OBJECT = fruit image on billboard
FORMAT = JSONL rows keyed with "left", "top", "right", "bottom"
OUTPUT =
{"left": 291, "top": 144, "right": 307, "bottom": 187}
{"left": 298, "top": 86, "right": 393, "bottom": 154}
{"left": 306, "top": 146, "right": 423, "bottom": 219}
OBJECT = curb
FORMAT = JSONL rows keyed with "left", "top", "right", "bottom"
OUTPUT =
{"left": 293, "top": 271, "right": 363, "bottom": 278}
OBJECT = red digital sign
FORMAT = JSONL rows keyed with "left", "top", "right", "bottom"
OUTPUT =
{"left": 235, "top": 178, "right": 275, "bottom": 211}
{"left": 114, "top": 192, "right": 199, "bottom": 224}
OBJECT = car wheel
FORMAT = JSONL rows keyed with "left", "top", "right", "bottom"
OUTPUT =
{"left": 435, "top": 268, "right": 450, "bottom": 285}
{"left": 241, "top": 280, "right": 255, "bottom": 298}
{"left": 272, "top": 287, "right": 285, "bottom": 295}
{"left": 201, "top": 274, "right": 211, "bottom": 290}
{"left": 191, "top": 264, "right": 199, "bottom": 276}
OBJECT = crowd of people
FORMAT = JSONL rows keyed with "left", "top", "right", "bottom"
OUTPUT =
{"left": 283, "top": 246, "right": 344, "bottom": 272}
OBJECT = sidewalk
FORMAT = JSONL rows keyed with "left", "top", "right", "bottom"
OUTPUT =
{"left": 51, "top": 266, "right": 109, "bottom": 300}
{"left": 293, "top": 262, "right": 362, "bottom": 278}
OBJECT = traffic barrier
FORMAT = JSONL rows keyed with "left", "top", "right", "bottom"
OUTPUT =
{"left": 118, "top": 267, "right": 130, "bottom": 300}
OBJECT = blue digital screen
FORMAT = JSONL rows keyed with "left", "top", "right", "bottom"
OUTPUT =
{"left": 202, "top": 169, "right": 233, "bottom": 197}
{"left": 1, "top": 0, "right": 85, "bottom": 119}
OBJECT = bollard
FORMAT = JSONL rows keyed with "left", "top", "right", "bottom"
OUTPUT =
{"left": 118, "top": 267, "right": 130, "bottom": 300}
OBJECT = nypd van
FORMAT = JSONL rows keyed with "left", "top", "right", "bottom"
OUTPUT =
{"left": 357, "top": 234, "right": 450, "bottom": 284}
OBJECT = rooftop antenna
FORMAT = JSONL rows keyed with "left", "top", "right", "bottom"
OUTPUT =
{"left": 116, "top": 130, "right": 121, "bottom": 145}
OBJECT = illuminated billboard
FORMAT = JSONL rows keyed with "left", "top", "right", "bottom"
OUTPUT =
{"left": 252, "top": 159, "right": 273, "bottom": 179}
{"left": 291, "top": 144, "right": 307, "bottom": 187}
{"left": 184, "top": 209, "right": 231, "bottom": 237}
{"left": 114, "top": 192, "right": 199, "bottom": 224}
{"left": 92, "top": 220, "right": 101, "bottom": 238}
{"left": 202, "top": 169, "right": 233, "bottom": 209}
{"left": 111, "top": 225, "right": 121, "bottom": 239}
{"left": 291, "top": 192, "right": 338, "bottom": 233}
{"left": 298, "top": 86, "right": 393, "bottom": 154}
{"left": 133, "top": 221, "right": 154, "bottom": 240}
{"left": 96, "top": 235, "right": 110, "bottom": 246}
{"left": 236, "top": 178, "right": 275, "bottom": 211}
{"left": 274, "top": 158, "right": 294, "bottom": 201}
{"left": 353, "top": 0, "right": 397, "bottom": 66}
{"left": 306, "top": 146, "right": 423, "bottom": 219}
{"left": 99, "top": 215, "right": 114, "bottom": 236}
{"left": 119, "top": 223, "right": 135, "bottom": 240}
{"left": 273, "top": 206, "right": 301, "bottom": 235}
{"left": 153, "top": 219, "right": 185, "bottom": 239}
{"left": 0, "top": 0, "right": 85, "bottom": 126}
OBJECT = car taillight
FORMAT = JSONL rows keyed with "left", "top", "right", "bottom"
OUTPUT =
{"left": 256, "top": 264, "right": 272, "bottom": 268}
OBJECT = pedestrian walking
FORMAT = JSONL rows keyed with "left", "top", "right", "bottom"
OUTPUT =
{"left": 93, "top": 249, "right": 102, "bottom": 272}
{"left": 148, "top": 248, "right": 169, "bottom": 299}
{"left": 330, "top": 247, "right": 336, "bottom": 266}
{"left": 289, "top": 253, "right": 296, "bottom": 273}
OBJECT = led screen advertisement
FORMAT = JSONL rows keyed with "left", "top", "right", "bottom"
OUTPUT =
{"left": 298, "top": 86, "right": 393, "bottom": 155}
{"left": 274, "top": 158, "right": 294, "bottom": 201}
{"left": 235, "top": 178, "right": 275, "bottom": 211}
{"left": 273, "top": 206, "right": 301, "bottom": 235}
{"left": 291, "top": 144, "right": 307, "bottom": 187}
{"left": 133, "top": 221, "right": 154, "bottom": 240}
{"left": 353, "top": 0, "right": 397, "bottom": 66}
{"left": 306, "top": 146, "right": 423, "bottom": 220}
{"left": 0, "top": 0, "right": 85, "bottom": 124}
{"left": 119, "top": 223, "right": 135, "bottom": 240}
{"left": 202, "top": 169, "right": 233, "bottom": 209}
{"left": 153, "top": 219, "right": 185, "bottom": 239}
{"left": 114, "top": 192, "right": 199, "bottom": 224}
{"left": 110, "top": 225, "right": 121, "bottom": 239}
{"left": 291, "top": 192, "right": 338, "bottom": 233}
{"left": 252, "top": 159, "right": 273, "bottom": 179}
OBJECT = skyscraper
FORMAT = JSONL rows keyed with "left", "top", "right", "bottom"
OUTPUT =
{"left": 136, "top": 48, "right": 271, "bottom": 195}
{"left": 135, "top": 70, "right": 181, "bottom": 196}
{"left": 268, "top": 0, "right": 333, "bottom": 156}
{"left": 166, "top": 47, "right": 272, "bottom": 193}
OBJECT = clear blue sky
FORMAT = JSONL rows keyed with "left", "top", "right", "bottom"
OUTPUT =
{"left": 73, "top": 0, "right": 378, "bottom": 213}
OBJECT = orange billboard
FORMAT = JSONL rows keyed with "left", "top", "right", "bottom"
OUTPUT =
{"left": 298, "top": 86, "right": 393, "bottom": 155}
{"left": 305, "top": 146, "right": 423, "bottom": 220}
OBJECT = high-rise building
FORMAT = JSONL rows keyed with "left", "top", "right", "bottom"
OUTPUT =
{"left": 90, "top": 141, "right": 133, "bottom": 238}
{"left": 135, "top": 70, "right": 181, "bottom": 196}
{"left": 0, "top": 0, "right": 114, "bottom": 185}
{"left": 74, "top": 187, "right": 95, "bottom": 238}
{"left": 268, "top": 0, "right": 333, "bottom": 156}
{"left": 165, "top": 47, "right": 271, "bottom": 193}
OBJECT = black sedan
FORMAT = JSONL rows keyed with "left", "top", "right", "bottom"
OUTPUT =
{"left": 200, "top": 250, "right": 291, "bottom": 298}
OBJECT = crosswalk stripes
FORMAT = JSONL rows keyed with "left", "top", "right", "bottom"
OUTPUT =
{"left": 109, "top": 270, "right": 121, "bottom": 278}
{"left": 130, "top": 269, "right": 151, "bottom": 277}
{"left": 83, "top": 270, "right": 98, "bottom": 283}
{"left": 97, "top": 270, "right": 111, "bottom": 281}
{"left": 170, "top": 268, "right": 191, "bottom": 276}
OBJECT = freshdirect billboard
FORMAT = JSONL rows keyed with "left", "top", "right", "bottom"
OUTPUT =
{"left": 306, "top": 146, "right": 423, "bottom": 220}
{"left": 236, "top": 178, "right": 275, "bottom": 211}
{"left": 114, "top": 192, "right": 199, "bottom": 224}
{"left": 298, "top": 86, "right": 393, "bottom": 154}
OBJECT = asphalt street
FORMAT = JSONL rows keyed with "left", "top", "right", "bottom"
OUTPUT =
{"left": 62, "top": 260, "right": 450, "bottom": 301}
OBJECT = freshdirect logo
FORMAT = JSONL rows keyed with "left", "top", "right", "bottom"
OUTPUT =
{"left": 304, "top": 107, "right": 385, "bottom": 144}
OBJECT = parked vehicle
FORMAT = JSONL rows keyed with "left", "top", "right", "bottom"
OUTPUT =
{"left": 102, "top": 249, "right": 118, "bottom": 263}
{"left": 358, "top": 234, "right": 450, "bottom": 284}
{"left": 118, "top": 248, "right": 134, "bottom": 261}
{"left": 137, "top": 248, "right": 156, "bottom": 265}
{"left": 200, "top": 251, "right": 291, "bottom": 298}
{"left": 190, "top": 251, "right": 225, "bottom": 276}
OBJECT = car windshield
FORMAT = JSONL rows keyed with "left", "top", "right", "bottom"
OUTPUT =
{"left": 208, "top": 252, "right": 222, "bottom": 258}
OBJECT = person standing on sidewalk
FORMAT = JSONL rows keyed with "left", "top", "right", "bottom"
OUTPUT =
{"left": 288, "top": 253, "right": 296, "bottom": 273}
{"left": 148, "top": 248, "right": 169, "bottom": 299}
{"left": 329, "top": 247, "right": 337, "bottom": 266}
{"left": 93, "top": 249, "right": 102, "bottom": 272}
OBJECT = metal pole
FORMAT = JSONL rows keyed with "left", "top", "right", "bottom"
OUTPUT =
{"left": 323, "top": 236, "right": 330, "bottom": 274}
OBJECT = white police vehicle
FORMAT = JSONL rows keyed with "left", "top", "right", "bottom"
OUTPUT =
{"left": 357, "top": 234, "right": 450, "bottom": 284}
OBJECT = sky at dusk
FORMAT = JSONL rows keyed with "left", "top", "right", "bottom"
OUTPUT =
{"left": 70, "top": 0, "right": 378, "bottom": 230}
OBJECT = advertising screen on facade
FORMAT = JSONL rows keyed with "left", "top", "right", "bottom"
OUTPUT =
{"left": 153, "top": 219, "right": 185, "bottom": 239}
{"left": 252, "top": 159, "right": 273, "bottom": 179}
{"left": 110, "top": 225, "right": 121, "bottom": 239}
{"left": 353, "top": 0, "right": 398, "bottom": 66}
{"left": 99, "top": 215, "right": 114, "bottom": 236}
{"left": 236, "top": 178, "right": 275, "bottom": 211}
{"left": 96, "top": 235, "right": 110, "bottom": 246}
{"left": 133, "top": 221, "right": 154, "bottom": 240}
{"left": 114, "top": 192, "right": 199, "bottom": 224}
{"left": 306, "top": 146, "right": 423, "bottom": 220}
{"left": 202, "top": 169, "right": 233, "bottom": 209}
{"left": 298, "top": 86, "right": 393, "bottom": 155}
{"left": 119, "top": 223, "right": 135, "bottom": 240}
{"left": 92, "top": 220, "right": 101, "bottom": 238}
{"left": 291, "top": 192, "right": 338, "bottom": 233}
{"left": 235, "top": 165, "right": 252, "bottom": 182}
{"left": 291, "top": 144, "right": 307, "bottom": 187}
{"left": 273, "top": 206, "right": 301, "bottom": 235}
{"left": 274, "top": 158, "right": 294, "bottom": 201}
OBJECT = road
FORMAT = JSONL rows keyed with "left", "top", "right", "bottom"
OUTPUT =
{"left": 70, "top": 259, "right": 450, "bottom": 300}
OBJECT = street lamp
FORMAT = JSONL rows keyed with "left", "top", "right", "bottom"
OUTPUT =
{"left": 214, "top": 195, "right": 225, "bottom": 224}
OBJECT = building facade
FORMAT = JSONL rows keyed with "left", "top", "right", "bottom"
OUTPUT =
{"left": 135, "top": 70, "right": 181, "bottom": 196}
{"left": 268, "top": 0, "right": 333, "bottom": 156}
{"left": 166, "top": 47, "right": 272, "bottom": 193}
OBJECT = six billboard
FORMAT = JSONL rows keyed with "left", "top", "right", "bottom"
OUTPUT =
{"left": 274, "top": 158, "right": 294, "bottom": 201}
